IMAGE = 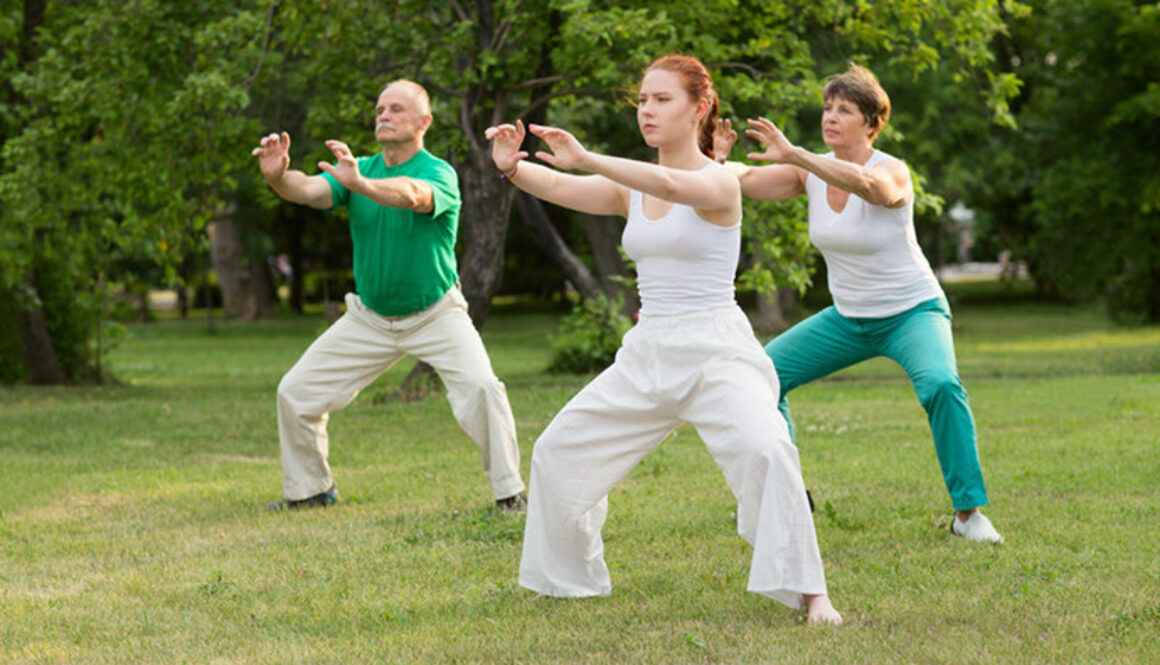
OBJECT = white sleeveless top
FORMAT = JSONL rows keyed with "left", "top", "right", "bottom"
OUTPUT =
{"left": 806, "top": 149, "right": 942, "bottom": 318}
{"left": 622, "top": 186, "right": 741, "bottom": 317}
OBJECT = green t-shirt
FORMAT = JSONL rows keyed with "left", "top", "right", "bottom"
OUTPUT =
{"left": 322, "top": 149, "right": 461, "bottom": 317}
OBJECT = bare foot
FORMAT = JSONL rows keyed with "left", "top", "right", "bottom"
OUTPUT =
{"left": 803, "top": 593, "right": 843, "bottom": 626}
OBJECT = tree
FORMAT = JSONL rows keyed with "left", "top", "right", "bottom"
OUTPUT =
{"left": 965, "top": 0, "right": 1160, "bottom": 321}
{"left": 0, "top": 0, "right": 1026, "bottom": 384}
{"left": 1, "top": 0, "right": 279, "bottom": 381}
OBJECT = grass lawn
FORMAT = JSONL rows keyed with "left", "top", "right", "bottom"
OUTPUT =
{"left": 2, "top": 284, "right": 1158, "bottom": 664}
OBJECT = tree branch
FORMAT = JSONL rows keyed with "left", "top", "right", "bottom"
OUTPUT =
{"left": 447, "top": 0, "right": 468, "bottom": 22}
{"left": 514, "top": 87, "right": 611, "bottom": 121}
{"left": 713, "top": 61, "right": 774, "bottom": 80}
{"left": 243, "top": 1, "right": 278, "bottom": 91}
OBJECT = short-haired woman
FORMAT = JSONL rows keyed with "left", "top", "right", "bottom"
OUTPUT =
{"left": 716, "top": 63, "right": 1002, "bottom": 543}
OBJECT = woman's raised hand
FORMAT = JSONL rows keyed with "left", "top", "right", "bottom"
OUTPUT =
{"left": 712, "top": 119, "right": 737, "bottom": 163}
{"left": 744, "top": 117, "right": 796, "bottom": 164}
{"left": 528, "top": 124, "right": 591, "bottom": 172}
{"left": 484, "top": 120, "right": 529, "bottom": 175}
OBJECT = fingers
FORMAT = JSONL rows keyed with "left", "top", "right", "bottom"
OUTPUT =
{"left": 534, "top": 150, "right": 556, "bottom": 166}
{"left": 527, "top": 123, "right": 560, "bottom": 139}
{"left": 485, "top": 124, "right": 517, "bottom": 140}
{"left": 485, "top": 119, "right": 527, "bottom": 144}
{"left": 252, "top": 132, "right": 283, "bottom": 155}
{"left": 748, "top": 116, "right": 777, "bottom": 131}
{"left": 325, "top": 139, "right": 353, "bottom": 159}
{"left": 317, "top": 161, "right": 335, "bottom": 175}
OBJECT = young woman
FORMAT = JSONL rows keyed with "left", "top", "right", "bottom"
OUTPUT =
{"left": 486, "top": 55, "right": 842, "bottom": 625}
{"left": 715, "top": 63, "right": 1002, "bottom": 543}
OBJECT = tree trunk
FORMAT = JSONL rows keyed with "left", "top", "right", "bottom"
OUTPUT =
{"left": 581, "top": 214, "right": 637, "bottom": 313}
{"left": 1150, "top": 263, "right": 1160, "bottom": 323}
{"left": 455, "top": 147, "right": 517, "bottom": 328}
{"left": 10, "top": 0, "right": 60, "bottom": 384}
{"left": 208, "top": 216, "right": 247, "bottom": 318}
{"left": 397, "top": 146, "right": 516, "bottom": 400}
{"left": 208, "top": 211, "right": 273, "bottom": 321}
{"left": 754, "top": 286, "right": 798, "bottom": 335}
{"left": 285, "top": 210, "right": 305, "bottom": 314}
{"left": 244, "top": 255, "right": 274, "bottom": 320}
{"left": 515, "top": 194, "right": 602, "bottom": 301}
{"left": 17, "top": 274, "right": 64, "bottom": 384}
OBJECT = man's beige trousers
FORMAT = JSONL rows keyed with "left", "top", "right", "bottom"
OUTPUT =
{"left": 276, "top": 287, "right": 525, "bottom": 502}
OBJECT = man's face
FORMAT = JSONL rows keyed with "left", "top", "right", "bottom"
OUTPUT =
{"left": 374, "top": 85, "right": 430, "bottom": 146}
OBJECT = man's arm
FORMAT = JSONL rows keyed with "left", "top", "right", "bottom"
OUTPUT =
{"left": 318, "top": 140, "right": 435, "bottom": 213}
{"left": 252, "top": 132, "right": 333, "bottom": 210}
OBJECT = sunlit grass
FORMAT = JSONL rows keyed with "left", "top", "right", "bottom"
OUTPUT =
{"left": 2, "top": 287, "right": 1158, "bottom": 664}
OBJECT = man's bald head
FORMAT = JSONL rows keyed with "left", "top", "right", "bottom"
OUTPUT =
{"left": 382, "top": 79, "right": 431, "bottom": 116}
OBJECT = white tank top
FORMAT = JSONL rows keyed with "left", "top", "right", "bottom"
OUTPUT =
{"left": 622, "top": 186, "right": 741, "bottom": 317}
{"left": 806, "top": 149, "right": 942, "bottom": 318}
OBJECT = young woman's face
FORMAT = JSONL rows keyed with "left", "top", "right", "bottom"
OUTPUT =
{"left": 637, "top": 69, "right": 703, "bottom": 149}
{"left": 821, "top": 95, "right": 874, "bottom": 150}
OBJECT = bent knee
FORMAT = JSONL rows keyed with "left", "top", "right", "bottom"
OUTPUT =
{"left": 916, "top": 373, "right": 966, "bottom": 405}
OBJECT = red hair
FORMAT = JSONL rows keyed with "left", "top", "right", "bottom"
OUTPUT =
{"left": 644, "top": 55, "right": 719, "bottom": 159}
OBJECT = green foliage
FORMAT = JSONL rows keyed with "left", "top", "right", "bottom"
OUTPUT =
{"left": 548, "top": 294, "right": 634, "bottom": 374}
{"left": 963, "top": 0, "right": 1160, "bottom": 321}
{"left": 738, "top": 196, "right": 815, "bottom": 296}
{"left": 0, "top": 0, "right": 276, "bottom": 380}
{"left": 0, "top": 0, "right": 1029, "bottom": 383}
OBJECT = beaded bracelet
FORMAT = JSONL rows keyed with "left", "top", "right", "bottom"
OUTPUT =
{"left": 498, "top": 162, "right": 519, "bottom": 182}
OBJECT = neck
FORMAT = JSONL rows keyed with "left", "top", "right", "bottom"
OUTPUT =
{"left": 380, "top": 139, "right": 423, "bottom": 167}
{"left": 832, "top": 141, "right": 874, "bottom": 165}
{"left": 657, "top": 136, "right": 707, "bottom": 169}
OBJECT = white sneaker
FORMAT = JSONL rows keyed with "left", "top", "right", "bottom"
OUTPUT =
{"left": 951, "top": 512, "right": 1004, "bottom": 543}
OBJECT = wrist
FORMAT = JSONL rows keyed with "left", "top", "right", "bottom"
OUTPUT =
{"left": 498, "top": 161, "right": 519, "bottom": 182}
{"left": 785, "top": 145, "right": 808, "bottom": 167}
{"left": 577, "top": 151, "right": 599, "bottom": 173}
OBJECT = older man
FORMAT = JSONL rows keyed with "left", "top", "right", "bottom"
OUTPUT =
{"left": 252, "top": 80, "right": 526, "bottom": 512}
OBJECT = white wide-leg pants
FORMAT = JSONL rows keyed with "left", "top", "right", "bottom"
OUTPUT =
{"left": 276, "top": 287, "right": 525, "bottom": 502}
{"left": 519, "top": 306, "right": 826, "bottom": 609}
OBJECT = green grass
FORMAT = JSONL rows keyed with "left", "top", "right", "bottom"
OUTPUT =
{"left": 2, "top": 286, "right": 1158, "bottom": 664}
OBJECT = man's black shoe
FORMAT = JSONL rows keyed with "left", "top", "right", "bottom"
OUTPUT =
{"left": 267, "top": 485, "right": 338, "bottom": 512}
{"left": 496, "top": 492, "right": 527, "bottom": 514}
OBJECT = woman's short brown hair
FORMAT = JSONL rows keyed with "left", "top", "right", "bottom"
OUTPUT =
{"left": 822, "top": 63, "right": 891, "bottom": 137}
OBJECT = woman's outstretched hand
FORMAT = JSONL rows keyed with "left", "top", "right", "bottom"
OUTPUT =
{"left": 712, "top": 119, "right": 737, "bottom": 164}
{"left": 528, "top": 124, "right": 592, "bottom": 172}
{"left": 484, "top": 119, "right": 529, "bottom": 175}
{"left": 744, "top": 117, "right": 797, "bottom": 164}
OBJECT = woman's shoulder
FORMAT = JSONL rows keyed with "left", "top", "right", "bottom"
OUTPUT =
{"left": 870, "top": 148, "right": 907, "bottom": 169}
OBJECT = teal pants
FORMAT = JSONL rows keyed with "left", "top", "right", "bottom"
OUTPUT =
{"left": 764, "top": 296, "right": 989, "bottom": 510}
